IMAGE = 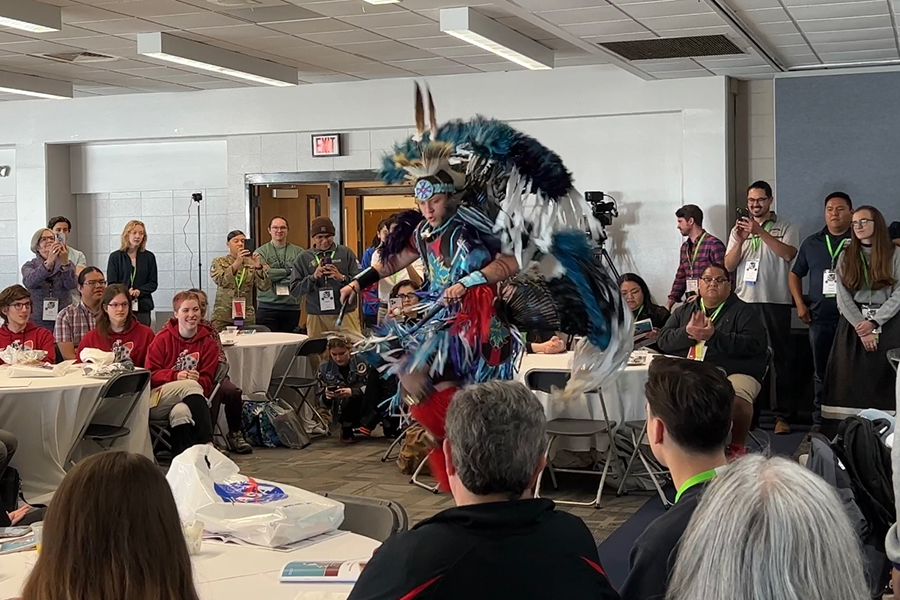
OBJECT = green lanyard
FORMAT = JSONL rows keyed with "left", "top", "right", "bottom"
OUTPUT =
{"left": 700, "top": 298, "right": 725, "bottom": 322}
{"left": 635, "top": 305, "right": 644, "bottom": 320}
{"left": 861, "top": 251, "right": 870, "bottom": 287}
{"left": 675, "top": 469, "right": 717, "bottom": 503}
{"left": 825, "top": 235, "right": 847, "bottom": 268}
{"left": 235, "top": 267, "right": 247, "bottom": 290}
{"left": 129, "top": 263, "right": 137, "bottom": 286}
{"left": 314, "top": 250, "right": 336, "bottom": 266}
{"left": 688, "top": 232, "right": 706, "bottom": 269}
{"left": 749, "top": 220, "right": 774, "bottom": 253}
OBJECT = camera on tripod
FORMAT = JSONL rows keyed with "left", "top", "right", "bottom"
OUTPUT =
{"left": 585, "top": 191, "right": 618, "bottom": 228}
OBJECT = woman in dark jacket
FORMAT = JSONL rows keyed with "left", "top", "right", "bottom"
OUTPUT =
{"left": 107, "top": 220, "right": 157, "bottom": 327}
{"left": 619, "top": 273, "right": 669, "bottom": 349}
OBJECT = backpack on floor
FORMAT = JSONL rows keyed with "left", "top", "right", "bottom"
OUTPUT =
{"left": 263, "top": 398, "right": 311, "bottom": 450}
{"left": 397, "top": 425, "right": 430, "bottom": 475}
{"left": 242, "top": 400, "right": 281, "bottom": 448}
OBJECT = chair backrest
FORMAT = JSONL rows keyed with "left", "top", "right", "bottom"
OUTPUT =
{"left": 525, "top": 370, "right": 569, "bottom": 394}
{"left": 887, "top": 348, "right": 899, "bottom": 373}
{"left": 297, "top": 337, "right": 329, "bottom": 358}
{"left": 99, "top": 370, "right": 151, "bottom": 399}
{"left": 214, "top": 361, "right": 229, "bottom": 384}
{"left": 318, "top": 492, "right": 407, "bottom": 542}
{"left": 241, "top": 324, "right": 271, "bottom": 333}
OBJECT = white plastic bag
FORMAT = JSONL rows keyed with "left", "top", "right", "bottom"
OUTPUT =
{"left": 166, "top": 445, "right": 344, "bottom": 548}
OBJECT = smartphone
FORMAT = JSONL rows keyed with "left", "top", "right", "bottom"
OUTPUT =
{"left": 736, "top": 207, "right": 750, "bottom": 221}
{"left": 634, "top": 319, "right": 653, "bottom": 335}
{"left": 326, "top": 385, "right": 338, "bottom": 393}
{"left": 54, "top": 232, "right": 66, "bottom": 245}
{"left": 242, "top": 238, "right": 255, "bottom": 253}
{"left": 388, "top": 297, "right": 403, "bottom": 314}
{"left": 322, "top": 257, "right": 332, "bottom": 266}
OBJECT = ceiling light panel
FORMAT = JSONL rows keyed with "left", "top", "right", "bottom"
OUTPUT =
{"left": 0, "top": 70, "right": 71, "bottom": 99}
{"left": 439, "top": 7, "right": 554, "bottom": 70}
{"left": 0, "top": 0, "right": 61, "bottom": 33}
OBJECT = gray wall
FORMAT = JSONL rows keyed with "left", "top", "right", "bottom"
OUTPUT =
{"left": 775, "top": 72, "right": 900, "bottom": 240}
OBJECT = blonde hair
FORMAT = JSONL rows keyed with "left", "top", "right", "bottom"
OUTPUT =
{"left": 120, "top": 220, "right": 147, "bottom": 252}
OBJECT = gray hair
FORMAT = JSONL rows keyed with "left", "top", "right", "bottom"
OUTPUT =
{"left": 666, "top": 454, "right": 869, "bottom": 600}
{"left": 30, "top": 228, "right": 53, "bottom": 255}
{"left": 446, "top": 381, "right": 546, "bottom": 498}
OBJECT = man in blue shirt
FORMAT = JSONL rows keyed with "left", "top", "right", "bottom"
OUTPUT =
{"left": 789, "top": 192, "right": 853, "bottom": 431}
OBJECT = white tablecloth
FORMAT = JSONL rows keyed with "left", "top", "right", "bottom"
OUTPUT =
{"left": 223, "top": 332, "right": 311, "bottom": 394}
{"left": 0, "top": 366, "right": 153, "bottom": 501}
{"left": 0, "top": 532, "right": 380, "bottom": 600}
{"left": 516, "top": 351, "right": 655, "bottom": 452}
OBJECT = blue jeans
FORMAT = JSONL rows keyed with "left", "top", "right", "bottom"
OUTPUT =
{"left": 809, "top": 320, "right": 838, "bottom": 425}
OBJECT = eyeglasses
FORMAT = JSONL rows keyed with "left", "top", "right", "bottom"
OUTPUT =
{"left": 621, "top": 289, "right": 642, "bottom": 298}
{"left": 270, "top": 226, "right": 288, "bottom": 231}
{"left": 83, "top": 280, "right": 107, "bottom": 287}
{"left": 396, "top": 293, "right": 417, "bottom": 301}
{"left": 10, "top": 301, "right": 32, "bottom": 310}
{"left": 747, "top": 197, "right": 769, "bottom": 204}
{"left": 107, "top": 301, "right": 130, "bottom": 309}
{"left": 39, "top": 236, "right": 55, "bottom": 244}
{"left": 701, "top": 277, "right": 730, "bottom": 285}
{"left": 851, "top": 219, "right": 873, "bottom": 229}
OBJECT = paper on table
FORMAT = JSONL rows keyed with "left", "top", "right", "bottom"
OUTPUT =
{"left": 203, "top": 529, "right": 350, "bottom": 552}
{"left": 0, "top": 380, "right": 32, "bottom": 388}
{"left": 8, "top": 360, "right": 76, "bottom": 378}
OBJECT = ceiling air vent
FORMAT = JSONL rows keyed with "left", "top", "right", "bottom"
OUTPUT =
{"left": 41, "top": 51, "right": 118, "bottom": 64}
{"left": 598, "top": 35, "right": 743, "bottom": 61}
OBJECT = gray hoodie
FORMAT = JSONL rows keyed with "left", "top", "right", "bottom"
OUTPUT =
{"left": 289, "top": 243, "right": 359, "bottom": 315}
{"left": 886, "top": 372, "right": 900, "bottom": 567}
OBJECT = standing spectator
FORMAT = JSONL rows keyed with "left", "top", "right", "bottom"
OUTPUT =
{"left": 317, "top": 336, "right": 381, "bottom": 444}
{"left": 107, "top": 220, "right": 157, "bottom": 328}
{"left": 48, "top": 216, "right": 86, "bottom": 276}
{"left": 620, "top": 357, "right": 731, "bottom": 600}
{"left": 667, "top": 204, "right": 726, "bottom": 311}
{"left": 55, "top": 266, "right": 106, "bottom": 361}
{"left": 77, "top": 284, "right": 156, "bottom": 368}
{"left": 372, "top": 218, "right": 424, "bottom": 325}
{"left": 255, "top": 216, "right": 304, "bottom": 333}
{"left": 657, "top": 264, "right": 767, "bottom": 456}
{"left": 825, "top": 205, "right": 900, "bottom": 413}
{"left": 348, "top": 381, "right": 619, "bottom": 600}
{"left": 725, "top": 181, "right": 800, "bottom": 435}
{"left": 209, "top": 230, "right": 270, "bottom": 331}
{"left": 0, "top": 285, "right": 55, "bottom": 364}
{"left": 666, "top": 455, "right": 869, "bottom": 600}
{"left": 360, "top": 219, "right": 390, "bottom": 330}
{"left": 290, "top": 217, "right": 362, "bottom": 339}
{"left": 789, "top": 192, "right": 853, "bottom": 431}
{"left": 22, "top": 228, "right": 77, "bottom": 334}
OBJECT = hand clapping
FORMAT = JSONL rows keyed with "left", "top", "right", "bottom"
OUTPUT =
{"left": 686, "top": 311, "right": 714, "bottom": 342}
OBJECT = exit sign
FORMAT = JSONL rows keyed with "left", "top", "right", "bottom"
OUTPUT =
{"left": 312, "top": 134, "right": 341, "bottom": 157}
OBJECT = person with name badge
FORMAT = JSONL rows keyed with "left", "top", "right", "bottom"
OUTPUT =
{"left": 825, "top": 206, "right": 900, "bottom": 413}
{"left": 255, "top": 216, "right": 304, "bottom": 333}
{"left": 290, "top": 216, "right": 362, "bottom": 339}
{"left": 48, "top": 216, "right": 87, "bottom": 285}
{"left": 667, "top": 204, "right": 726, "bottom": 311}
{"left": 657, "top": 264, "right": 767, "bottom": 458}
{"left": 789, "top": 192, "right": 853, "bottom": 432}
{"left": 54, "top": 267, "right": 106, "bottom": 361}
{"left": 210, "top": 230, "right": 270, "bottom": 332}
{"left": 724, "top": 181, "right": 800, "bottom": 435}
{"left": 22, "top": 228, "right": 77, "bottom": 335}
{"left": 0, "top": 285, "right": 55, "bottom": 365}
{"left": 107, "top": 220, "right": 158, "bottom": 328}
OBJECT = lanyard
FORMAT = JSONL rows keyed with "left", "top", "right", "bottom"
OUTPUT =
{"left": 750, "top": 220, "right": 774, "bottom": 253}
{"left": 314, "top": 250, "right": 336, "bottom": 266}
{"left": 861, "top": 251, "right": 870, "bottom": 287}
{"left": 688, "top": 232, "right": 707, "bottom": 269}
{"left": 675, "top": 469, "right": 717, "bottom": 503}
{"left": 825, "top": 235, "right": 847, "bottom": 268}
{"left": 235, "top": 267, "right": 247, "bottom": 290}
{"left": 635, "top": 305, "right": 644, "bottom": 320}
{"left": 700, "top": 298, "right": 725, "bottom": 322}
{"left": 129, "top": 261, "right": 137, "bottom": 286}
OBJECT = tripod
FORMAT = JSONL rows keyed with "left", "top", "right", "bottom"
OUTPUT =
{"left": 594, "top": 236, "right": 620, "bottom": 280}
{"left": 192, "top": 193, "right": 202, "bottom": 291}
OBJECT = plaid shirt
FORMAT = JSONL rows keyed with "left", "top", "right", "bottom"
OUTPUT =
{"left": 54, "top": 301, "right": 99, "bottom": 347}
{"left": 668, "top": 231, "right": 727, "bottom": 302}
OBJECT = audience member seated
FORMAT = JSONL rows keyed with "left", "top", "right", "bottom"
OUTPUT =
{"left": 827, "top": 205, "right": 900, "bottom": 412}
{"left": 620, "top": 357, "right": 730, "bottom": 600}
{"left": 54, "top": 266, "right": 106, "bottom": 361}
{"left": 348, "top": 380, "right": 619, "bottom": 600}
{"left": 191, "top": 288, "right": 252, "bottom": 454}
{"left": 657, "top": 264, "right": 767, "bottom": 456}
{"left": 21, "top": 451, "right": 201, "bottom": 600}
{"left": 620, "top": 272, "right": 670, "bottom": 349}
{"left": 0, "top": 285, "right": 54, "bottom": 364}
{"left": 666, "top": 455, "right": 869, "bottom": 600}
{"left": 0, "top": 428, "right": 26, "bottom": 527}
{"left": 145, "top": 291, "right": 215, "bottom": 456}
{"left": 525, "top": 331, "right": 566, "bottom": 354}
{"left": 22, "top": 228, "right": 77, "bottom": 334}
{"left": 318, "top": 336, "right": 381, "bottom": 444}
{"left": 77, "top": 284, "right": 156, "bottom": 367}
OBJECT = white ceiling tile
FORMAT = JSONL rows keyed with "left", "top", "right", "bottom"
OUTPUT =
{"left": 300, "top": 29, "right": 388, "bottom": 44}
{"left": 103, "top": 0, "right": 202, "bottom": 18}
{"left": 777, "top": 43, "right": 818, "bottom": 56}
{"left": 724, "top": 0, "right": 784, "bottom": 8}
{"left": 619, "top": 0, "right": 717, "bottom": 19}
{"left": 61, "top": 5, "right": 125, "bottom": 22}
{"left": 32, "top": 24, "right": 103, "bottom": 41}
{"left": 638, "top": 58, "right": 705, "bottom": 71}
{"left": 706, "top": 65, "right": 776, "bottom": 76}
{"left": 250, "top": 34, "right": 318, "bottom": 50}
{"left": 374, "top": 23, "right": 442, "bottom": 39}
{"left": 410, "top": 64, "right": 480, "bottom": 75}
{"left": 76, "top": 18, "right": 168, "bottom": 35}
{"left": 805, "top": 26, "right": 896, "bottom": 42}
{"left": 513, "top": 0, "right": 602, "bottom": 9}
{"left": 647, "top": 69, "right": 710, "bottom": 78}
{"left": 652, "top": 24, "right": 737, "bottom": 36}
{"left": 754, "top": 21, "right": 803, "bottom": 35}
{"left": 788, "top": 1, "right": 889, "bottom": 21}
{"left": 472, "top": 62, "right": 523, "bottom": 72}
{"left": 387, "top": 56, "right": 458, "bottom": 68}
{"left": 190, "top": 24, "right": 290, "bottom": 39}
{"left": 429, "top": 45, "right": 492, "bottom": 58}
{"left": 191, "top": 80, "right": 251, "bottom": 89}
{"left": 223, "top": 5, "right": 324, "bottom": 23}
{"left": 736, "top": 7, "right": 791, "bottom": 25}
{"left": 639, "top": 13, "right": 726, "bottom": 31}
{"left": 782, "top": 0, "right": 868, "bottom": 5}
{"left": 148, "top": 12, "right": 246, "bottom": 28}
{"left": 340, "top": 40, "right": 436, "bottom": 61}
{"left": 57, "top": 35, "right": 138, "bottom": 51}
{"left": 553, "top": 54, "right": 609, "bottom": 66}
{"left": 814, "top": 38, "right": 899, "bottom": 53}
{"left": 344, "top": 64, "right": 414, "bottom": 78}
{"left": 533, "top": 6, "right": 624, "bottom": 26}
{"left": 796, "top": 15, "right": 891, "bottom": 32}
{"left": 583, "top": 31, "right": 658, "bottom": 43}
{"left": 562, "top": 19, "right": 650, "bottom": 37}
{"left": 264, "top": 18, "right": 353, "bottom": 35}
{"left": 340, "top": 11, "right": 434, "bottom": 29}
{"left": 298, "top": 73, "right": 361, "bottom": 83}
{"left": 453, "top": 53, "right": 517, "bottom": 64}
{"left": 817, "top": 48, "right": 900, "bottom": 62}
{"left": 398, "top": 35, "right": 468, "bottom": 50}
{"left": 783, "top": 54, "right": 820, "bottom": 66}
{"left": 695, "top": 54, "right": 764, "bottom": 68}
{"left": 304, "top": 1, "right": 405, "bottom": 18}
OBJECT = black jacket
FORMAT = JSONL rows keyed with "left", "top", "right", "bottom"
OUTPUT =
{"left": 348, "top": 498, "right": 619, "bottom": 600}
{"left": 620, "top": 483, "right": 707, "bottom": 600}
{"left": 656, "top": 293, "right": 767, "bottom": 382}
{"left": 107, "top": 250, "right": 158, "bottom": 313}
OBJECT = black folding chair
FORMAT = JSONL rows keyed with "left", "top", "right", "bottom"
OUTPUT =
{"left": 888, "top": 348, "right": 899, "bottom": 373}
{"left": 209, "top": 362, "right": 231, "bottom": 447}
{"left": 151, "top": 363, "right": 229, "bottom": 456}
{"left": 272, "top": 337, "right": 330, "bottom": 434}
{"left": 241, "top": 324, "right": 270, "bottom": 333}
{"left": 68, "top": 370, "right": 151, "bottom": 468}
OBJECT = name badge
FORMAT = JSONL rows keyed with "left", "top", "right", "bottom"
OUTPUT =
{"left": 232, "top": 299, "right": 246, "bottom": 320}
{"left": 743, "top": 260, "right": 759, "bottom": 285}
{"left": 822, "top": 269, "right": 837, "bottom": 297}
{"left": 319, "top": 289, "right": 336, "bottom": 312}
{"left": 686, "top": 279, "right": 699, "bottom": 294}
{"left": 276, "top": 284, "right": 290, "bottom": 296}
{"left": 131, "top": 299, "right": 139, "bottom": 312}
{"left": 42, "top": 298, "right": 58, "bottom": 321}
{"left": 687, "top": 341, "right": 707, "bottom": 361}
{"left": 863, "top": 307, "right": 882, "bottom": 335}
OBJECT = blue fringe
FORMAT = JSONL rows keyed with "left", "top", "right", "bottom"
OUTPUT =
{"left": 551, "top": 231, "right": 612, "bottom": 350}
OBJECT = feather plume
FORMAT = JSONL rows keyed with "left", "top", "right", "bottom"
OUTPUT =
{"left": 414, "top": 83, "right": 425, "bottom": 142}
{"left": 427, "top": 86, "right": 438, "bottom": 138}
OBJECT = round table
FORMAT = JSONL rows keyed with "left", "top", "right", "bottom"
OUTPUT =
{"left": 0, "top": 531, "right": 380, "bottom": 600}
{"left": 222, "top": 332, "right": 310, "bottom": 394}
{"left": 0, "top": 366, "right": 153, "bottom": 502}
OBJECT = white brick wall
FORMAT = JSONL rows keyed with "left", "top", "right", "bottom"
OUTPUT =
{"left": 746, "top": 79, "right": 775, "bottom": 188}
{"left": 0, "top": 194, "right": 17, "bottom": 290}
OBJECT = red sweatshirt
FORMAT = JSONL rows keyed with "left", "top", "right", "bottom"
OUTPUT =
{"left": 145, "top": 318, "right": 218, "bottom": 396}
{"left": 0, "top": 322, "right": 55, "bottom": 365}
{"left": 77, "top": 319, "right": 156, "bottom": 368}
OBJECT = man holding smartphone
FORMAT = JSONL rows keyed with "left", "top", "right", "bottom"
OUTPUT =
{"left": 724, "top": 181, "right": 800, "bottom": 434}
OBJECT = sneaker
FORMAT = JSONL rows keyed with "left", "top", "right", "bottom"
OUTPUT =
{"left": 774, "top": 419, "right": 792, "bottom": 435}
{"left": 358, "top": 426, "right": 373, "bottom": 437}
{"left": 341, "top": 427, "right": 357, "bottom": 445}
{"left": 227, "top": 431, "right": 253, "bottom": 455}
{"left": 726, "top": 443, "right": 748, "bottom": 461}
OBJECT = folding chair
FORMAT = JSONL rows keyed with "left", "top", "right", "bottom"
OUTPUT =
{"left": 747, "top": 347, "right": 773, "bottom": 451}
{"left": 240, "top": 324, "right": 270, "bottom": 333}
{"left": 152, "top": 363, "right": 230, "bottom": 456}
{"left": 411, "top": 451, "right": 439, "bottom": 494}
{"left": 888, "top": 348, "right": 899, "bottom": 373}
{"left": 272, "top": 337, "right": 330, "bottom": 434}
{"left": 68, "top": 370, "right": 151, "bottom": 468}
{"left": 615, "top": 420, "right": 672, "bottom": 508}
{"left": 527, "top": 370, "right": 617, "bottom": 508}
{"left": 318, "top": 492, "right": 409, "bottom": 542}
{"left": 208, "top": 362, "right": 230, "bottom": 448}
